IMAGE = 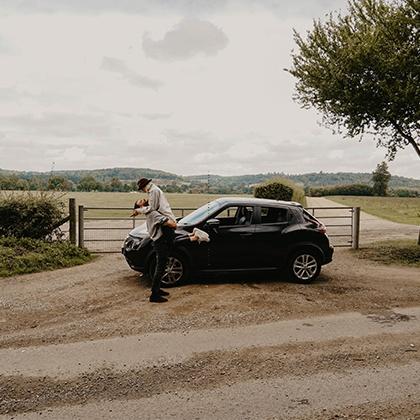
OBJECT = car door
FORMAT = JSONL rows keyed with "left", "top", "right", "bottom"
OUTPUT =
{"left": 253, "top": 206, "right": 291, "bottom": 267}
{"left": 207, "top": 205, "right": 257, "bottom": 268}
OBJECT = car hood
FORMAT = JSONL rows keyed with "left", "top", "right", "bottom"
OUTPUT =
{"left": 129, "top": 222, "right": 148, "bottom": 238}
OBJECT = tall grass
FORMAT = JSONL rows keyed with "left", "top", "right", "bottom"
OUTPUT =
{"left": 0, "top": 237, "right": 93, "bottom": 277}
{"left": 328, "top": 196, "right": 420, "bottom": 225}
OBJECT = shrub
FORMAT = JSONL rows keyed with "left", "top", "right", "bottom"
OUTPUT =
{"left": 254, "top": 178, "right": 306, "bottom": 206}
{"left": 0, "top": 192, "right": 65, "bottom": 239}
{"left": 0, "top": 237, "right": 92, "bottom": 277}
{"left": 389, "top": 189, "right": 420, "bottom": 198}
{"left": 309, "top": 184, "right": 373, "bottom": 197}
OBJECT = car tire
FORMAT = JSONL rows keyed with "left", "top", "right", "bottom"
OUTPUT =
{"left": 147, "top": 252, "right": 190, "bottom": 287}
{"left": 287, "top": 248, "right": 322, "bottom": 283}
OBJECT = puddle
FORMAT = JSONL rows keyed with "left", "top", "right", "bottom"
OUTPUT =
{"left": 367, "top": 311, "right": 416, "bottom": 325}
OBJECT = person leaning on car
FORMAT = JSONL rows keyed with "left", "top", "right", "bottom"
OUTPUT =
{"left": 131, "top": 178, "right": 177, "bottom": 303}
{"left": 134, "top": 178, "right": 176, "bottom": 222}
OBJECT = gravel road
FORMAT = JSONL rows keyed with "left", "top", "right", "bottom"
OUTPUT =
{"left": 1, "top": 197, "right": 419, "bottom": 419}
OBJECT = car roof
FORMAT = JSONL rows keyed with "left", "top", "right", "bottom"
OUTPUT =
{"left": 212, "top": 196, "right": 303, "bottom": 208}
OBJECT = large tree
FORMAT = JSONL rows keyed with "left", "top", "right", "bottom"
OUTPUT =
{"left": 372, "top": 161, "right": 391, "bottom": 196}
{"left": 288, "top": 0, "right": 419, "bottom": 160}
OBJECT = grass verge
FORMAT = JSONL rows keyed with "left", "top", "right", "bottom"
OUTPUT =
{"left": 353, "top": 240, "right": 420, "bottom": 267}
{"left": 0, "top": 237, "right": 94, "bottom": 277}
{"left": 328, "top": 196, "right": 420, "bottom": 225}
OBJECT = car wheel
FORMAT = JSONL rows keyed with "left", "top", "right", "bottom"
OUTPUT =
{"left": 288, "top": 249, "right": 321, "bottom": 283}
{"left": 147, "top": 253, "right": 190, "bottom": 287}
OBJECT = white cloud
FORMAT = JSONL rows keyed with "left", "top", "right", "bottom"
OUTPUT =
{"left": 140, "top": 113, "right": 172, "bottom": 120}
{"left": 101, "top": 56, "right": 163, "bottom": 90}
{"left": 0, "top": 112, "right": 111, "bottom": 138}
{"left": 0, "top": 41, "right": 6, "bottom": 53}
{"left": 0, "top": 3, "right": 417, "bottom": 179}
{"left": 0, "top": 0, "right": 347, "bottom": 18}
{"left": 142, "top": 18, "right": 228, "bottom": 61}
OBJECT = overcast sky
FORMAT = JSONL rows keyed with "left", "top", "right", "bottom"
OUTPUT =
{"left": 0, "top": 0, "right": 418, "bottom": 177}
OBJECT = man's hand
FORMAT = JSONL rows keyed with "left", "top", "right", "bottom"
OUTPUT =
{"left": 165, "top": 219, "right": 177, "bottom": 229}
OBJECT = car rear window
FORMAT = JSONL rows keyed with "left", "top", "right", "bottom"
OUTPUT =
{"left": 260, "top": 207, "right": 289, "bottom": 223}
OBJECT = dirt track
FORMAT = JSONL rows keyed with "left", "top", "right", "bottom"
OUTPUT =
{"left": 1, "top": 197, "right": 420, "bottom": 418}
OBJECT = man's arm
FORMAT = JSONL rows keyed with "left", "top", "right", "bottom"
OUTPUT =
{"left": 152, "top": 212, "right": 176, "bottom": 229}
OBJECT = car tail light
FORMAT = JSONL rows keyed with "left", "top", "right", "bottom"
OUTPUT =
{"left": 317, "top": 223, "right": 327, "bottom": 234}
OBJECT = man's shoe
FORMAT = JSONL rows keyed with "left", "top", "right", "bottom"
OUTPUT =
{"left": 149, "top": 295, "right": 168, "bottom": 303}
{"left": 158, "top": 289, "right": 170, "bottom": 296}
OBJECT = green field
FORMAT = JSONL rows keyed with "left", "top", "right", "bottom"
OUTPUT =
{"left": 328, "top": 196, "right": 420, "bottom": 225}
{"left": 1, "top": 191, "right": 249, "bottom": 218}
{"left": 62, "top": 192, "right": 249, "bottom": 218}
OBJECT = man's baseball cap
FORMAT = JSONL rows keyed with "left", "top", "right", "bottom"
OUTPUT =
{"left": 137, "top": 178, "right": 152, "bottom": 191}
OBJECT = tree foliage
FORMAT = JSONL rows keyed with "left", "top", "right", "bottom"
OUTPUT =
{"left": 47, "top": 176, "right": 73, "bottom": 191}
{"left": 372, "top": 161, "right": 392, "bottom": 196}
{"left": 309, "top": 183, "right": 374, "bottom": 196}
{"left": 254, "top": 181, "right": 293, "bottom": 202}
{"left": 0, "top": 192, "right": 65, "bottom": 239}
{"left": 288, "top": 0, "right": 420, "bottom": 160}
{"left": 254, "top": 178, "right": 307, "bottom": 206}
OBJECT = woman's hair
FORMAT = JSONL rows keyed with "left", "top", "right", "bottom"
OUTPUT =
{"left": 133, "top": 199, "right": 149, "bottom": 209}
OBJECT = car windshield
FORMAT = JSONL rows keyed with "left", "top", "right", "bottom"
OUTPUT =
{"left": 178, "top": 201, "right": 223, "bottom": 225}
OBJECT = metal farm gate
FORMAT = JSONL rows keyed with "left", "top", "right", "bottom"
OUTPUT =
{"left": 75, "top": 204, "right": 360, "bottom": 253}
{"left": 78, "top": 206, "right": 195, "bottom": 253}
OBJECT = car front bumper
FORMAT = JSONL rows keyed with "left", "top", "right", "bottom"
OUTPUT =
{"left": 324, "top": 245, "right": 334, "bottom": 264}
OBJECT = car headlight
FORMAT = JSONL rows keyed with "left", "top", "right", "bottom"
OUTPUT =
{"left": 123, "top": 236, "right": 142, "bottom": 251}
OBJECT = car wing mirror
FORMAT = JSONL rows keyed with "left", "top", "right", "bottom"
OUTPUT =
{"left": 204, "top": 218, "right": 220, "bottom": 230}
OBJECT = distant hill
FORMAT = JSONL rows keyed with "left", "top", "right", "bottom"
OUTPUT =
{"left": 0, "top": 167, "right": 182, "bottom": 183}
{"left": 1, "top": 167, "right": 419, "bottom": 191}
{"left": 184, "top": 172, "right": 420, "bottom": 189}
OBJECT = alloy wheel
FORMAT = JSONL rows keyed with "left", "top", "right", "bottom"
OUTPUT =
{"left": 292, "top": 254, "right": 318, "bottom": 281}
{"left": 161, "top": 257, "right": 184, "bottom": 286}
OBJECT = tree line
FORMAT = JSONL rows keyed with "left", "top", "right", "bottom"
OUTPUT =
{"left": 0, "top": 174, "right": 252, "bottom": 194}
{"left": 1, "top": 162, "right": 418, "bottom": 195}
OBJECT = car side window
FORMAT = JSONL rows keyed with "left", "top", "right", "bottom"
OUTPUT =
{"left": 215, "top": 206, "right": 254, "bottom": 226}
{"left": 260, "top": 207, "right": 289, "bottom": 224}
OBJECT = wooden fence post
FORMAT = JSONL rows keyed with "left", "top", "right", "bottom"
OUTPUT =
{"left": 69, "top": 198, "right": 76, "bottom": 245}
{"left": 352, "top": 207, "right": 360, "bottom": 250}
{"left": 78, "top": 205, "right": 84, "bottom": 248}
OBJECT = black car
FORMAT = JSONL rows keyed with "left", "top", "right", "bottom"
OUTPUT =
{"left": 122, "top": 197, "right": 333, "bottom": 286}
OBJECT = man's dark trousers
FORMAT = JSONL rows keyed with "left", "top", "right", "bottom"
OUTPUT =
{"left": 151, "top": 235, "right": 171, "bottom": 296}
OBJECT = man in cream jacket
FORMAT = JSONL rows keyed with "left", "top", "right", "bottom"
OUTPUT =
{"left": 132, "top": 178, "right": 176, "bottom": 303}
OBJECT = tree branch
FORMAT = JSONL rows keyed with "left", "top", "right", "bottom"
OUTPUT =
{"left": 392, "top": 121, "right": 420, "bottom": 159}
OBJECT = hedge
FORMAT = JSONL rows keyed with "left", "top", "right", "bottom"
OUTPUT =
{"left": 309, "top": 184, "right": 374, "bottom": 197}
{"left": 254, "top": 178, "right": 306, "bottom": 206}
{"left": 0, "top": 192, "right": 65, "bottom": 239}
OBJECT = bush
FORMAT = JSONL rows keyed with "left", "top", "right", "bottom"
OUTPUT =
{"left": 254, "top": 178, "right": 306, "bottom": 206}
{"left": 0, "top": 192, "right": 65, "bottom": 239}
{"left": 309, "top": 184, "right": 373, "bottom": 197}
{"left": 389, "top": 189, "right": 420, "bottom": 198}
{"left": 0, "top": 237, "right": 92, "bottom": 277}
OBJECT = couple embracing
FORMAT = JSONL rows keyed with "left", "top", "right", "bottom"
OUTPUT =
{"left": 131, "top": 178, "right": 208, "bottom": 303}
